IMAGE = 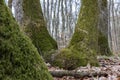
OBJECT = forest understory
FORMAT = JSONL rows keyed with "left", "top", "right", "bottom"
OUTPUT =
{"left": 47, "top": 56, "right": 120, "bottom": 80}
{"left": 1, "top": 0, "right": 120, "bottom": 80}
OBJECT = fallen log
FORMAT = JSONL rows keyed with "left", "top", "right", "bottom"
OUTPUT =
{"left": 49, "top": 70, "right": 108, "bottom": 78}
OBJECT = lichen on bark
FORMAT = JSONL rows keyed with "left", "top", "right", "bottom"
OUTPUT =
{"left": 0, "top": 0, "right": 53, "bottom": 79}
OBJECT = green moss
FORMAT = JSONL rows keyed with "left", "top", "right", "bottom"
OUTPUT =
{"left": 25, "top": 22, "right": 57, "bottom": 57}
{"left": 69, "top": 0, "right": 99, "bottom": 66}
{"left": 50, "top": 0, "right": 111, "bottom": 69}
{"left": 70, "top": 0, "right": 99, "bottom": 50}
{"left": 0, "top": 1, "right": 53, "bottom": 80}
{"left": 52, "top": 0, "right": 100, "bottom": 69}
{"left": 22, "top": 0, "right": 58, "bottom": 59}
{"left": 98, "top": 31, "right": 112, "bottom": 56}
{"left": 98, "top": 0, "right": 112, "bottom": 56}
{"left": 22, "top": 0, "right": 43, "bottom": 21}
{"left": 52, "top": 49, "right": 82, "bottom": 70}
{"left": 44, "top": 49, "right": 58, "bottom": 62}
{"left": 52, "top": 48, "right": 98, "bottom": 70}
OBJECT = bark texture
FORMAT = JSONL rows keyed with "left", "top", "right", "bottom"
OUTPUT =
{"left": 12, "top": 0, "right": 58, "bottom": 59}
{"left": 52, "top": 0, "right": 99, "bottom": 70}
{"left": 0, "top": 0, "right": 53, "bottom": 79}
{"left": 98, "top": 0, "right": 112, "bottom": 56}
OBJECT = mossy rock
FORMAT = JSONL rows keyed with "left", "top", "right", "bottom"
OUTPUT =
{"left": 52, "top": 48, "right": 98, "bottom": 70}
{"left": 0, "top": 1, "right": 53, "bottom": 80}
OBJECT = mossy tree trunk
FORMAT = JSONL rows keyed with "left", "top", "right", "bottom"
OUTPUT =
{"left": 69, "top": 0, "right": 99, "bottom": 64}
{"left": 8, "top": 0, "right": 12, "bottom": 9}
{"left": 98, "top": 0, "right": 112, "bottom": 55}
{"left": 12, "top": 0, "right": 58, "bottom": 59}
{"left": 52, "top": 0, "right": 99, "bottom": 70}
{"left": 70, "top": 0, "right": 111, "bottom": 56}
{"left": 98, "top": 0, "right": 108, "bottom": 37}
{"left": 70, "top": 0, "right": 99, "bottom": 51}
{"left": 0, "top": 0, "right": 53, "bottom": 79}
{"left": 47, "top": 0, "right": 112, "bottom": 70}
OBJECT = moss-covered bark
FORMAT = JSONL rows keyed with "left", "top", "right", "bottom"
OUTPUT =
{"left": 98, "top": 0, "right": 112, "bottom": 55}
{"left": 98, "top": 0, "right": 112, "bottom": 56}
{"left": 13, "top": 0, "right": 58, "bottom": 58}
{"left": 98, "top": 0, "right": 108, "bottom": 37}
{"left": 0, "top": 0, "right": 53, "bottom": 80}
{"left": 69, "top": 0, "right": 99, "bottom": 65}
{"left": 8, "top": 0, "right": 12, "bottom": 9}
{"left": 50, "top": 0, "right": 112, "bottom": 70}
{"left": 98, "top": 31, "right": 111, "bottom": 55}
{"left": 70, "top": 0, "right": 99, "bottom": 51}
{"left": 13, "top": 0, "right": 58, "bottom": 59}
{"left": 52, "top": 0, "right": 99, "bottom": 69}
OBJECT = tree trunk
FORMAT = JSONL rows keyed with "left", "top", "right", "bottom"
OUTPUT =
{"left": 0, "top": 0, "right": 53, "bottom": 79}
{"left": 51, "top": 0, "right": 99, "bottom": 70}
{"left": 69, "top": 0, "right": 99, "bottom": 65}
{"left": 12, "top": 0, "right": 58, "bottom": 60}
{"left": 98, "top": 0, "right": 112, "bottom": 56}
{"left": 8, "top": 0, "right": 12, "bottom": 9}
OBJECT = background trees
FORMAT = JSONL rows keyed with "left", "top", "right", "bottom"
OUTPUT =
{"left": 40, "top": 0, "right": 120, "bottom": 55}
{"left": 41, "top": 0, "right": 81, "bottom": 49}
{"left": 108, "top": 0, "right": 120, "bottom": 54}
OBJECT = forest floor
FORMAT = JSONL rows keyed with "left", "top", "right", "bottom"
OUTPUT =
{"left": 47, "top": 56, "right": 120, "bottom": 80}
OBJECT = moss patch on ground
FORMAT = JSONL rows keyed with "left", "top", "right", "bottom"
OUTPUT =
{"left": 52, "top": 48, "right": 98, "bottom": 70}
{"left": 0, "top": 1, "right": 53, "bottom": 80}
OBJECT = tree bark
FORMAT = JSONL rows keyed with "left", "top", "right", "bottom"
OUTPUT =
{"left": 68, "top": 0, "right": 99, "bottom": 66}
{"left": 8, "top": 0, "right": 12, "bottom": 9}
{"left": 12, "top": 0, "right": 58, "bottom": 59}
{"left": 0, "top": 0, "right": 53, "bottom": 79}
{"left": 98, "top": 0, "right": 112, "bottom": 56}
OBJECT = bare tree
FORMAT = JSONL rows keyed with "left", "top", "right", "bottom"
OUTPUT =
{"left": 108, "top": 0, "right": 120, "bottom": 54}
